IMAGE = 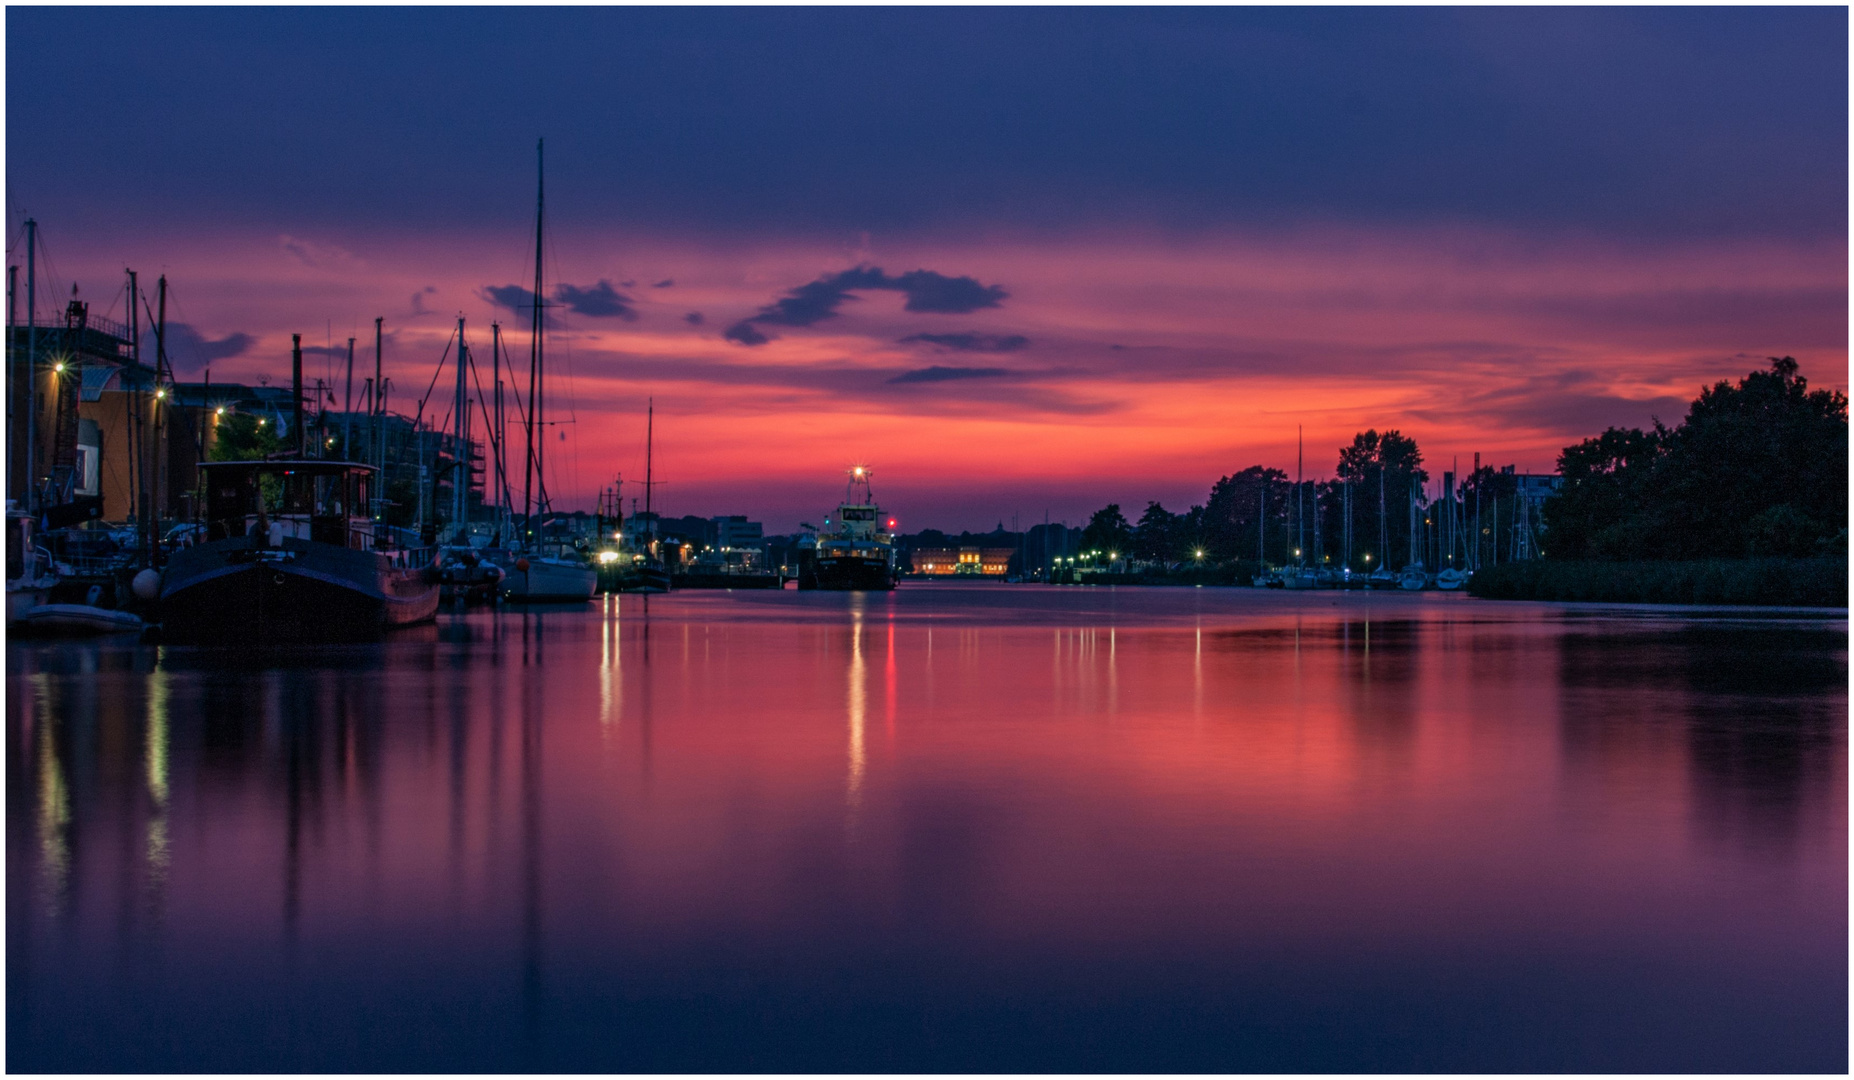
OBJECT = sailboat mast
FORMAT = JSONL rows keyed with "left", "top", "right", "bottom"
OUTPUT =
{"left": 493, "top": 322, "right": 505, "bottom": 537}
{"left": 452, "top": 316, "right": 469, "bottom": 535}
{"left": 645, "top": 397, "right": 654, "bottom": 554}
{"left": 523, "top": 138, "right": 545, "bottom": 537}
{"left": 1296, "top": 425, "right": 1304, "bottom": 567}
{"left": 373, "top": 318, "right": 384, "bottom": 477}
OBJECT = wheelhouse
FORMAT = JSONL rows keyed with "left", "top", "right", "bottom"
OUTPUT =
{"left": 202, "top": 460, "right": 380, "bottom": 550}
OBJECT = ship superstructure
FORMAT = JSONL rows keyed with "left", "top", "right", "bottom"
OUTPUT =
{"left": 797, "top": 466, "right": 898, "bottom": 591}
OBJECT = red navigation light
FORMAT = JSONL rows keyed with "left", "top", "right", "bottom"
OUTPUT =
{"left": 887, "top": 518, "right": 897, "bottom": 528}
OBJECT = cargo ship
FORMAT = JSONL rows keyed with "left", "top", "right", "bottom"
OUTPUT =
{"left": 796, "top": 466, "right": 898, "bottom": 591}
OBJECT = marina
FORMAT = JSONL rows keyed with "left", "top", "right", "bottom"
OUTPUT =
{"left": 6, "top": 8, "right": 1845, "bottom": 1074}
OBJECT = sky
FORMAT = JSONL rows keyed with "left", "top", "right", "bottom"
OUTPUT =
{"left": 7, "top": 7, "right": 1846, "bottom": 532}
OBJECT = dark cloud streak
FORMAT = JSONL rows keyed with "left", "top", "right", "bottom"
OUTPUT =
{"left": 727, "top": 266, "right": 1008, "bottom": 346}
{"left": 889, "top": 365, "right": 1011, "bottom": 384}
{"left": 900, "top": 332, "right": 1030, "bottom": 353}
{"left": 554, "top": 279, "right": 639, "bottom": 320}
{"left": 140, "top": 323, "right": 256, "bottom": 373}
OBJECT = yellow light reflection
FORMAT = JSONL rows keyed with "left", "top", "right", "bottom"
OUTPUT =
{"left": 36, "top": 716, "right": 70, "bottom": 914}
{"left": 146, "top": 671, "right": 172, "bottom": 880}
{"left": 600, "top": 592, "right": 621, "bottom": 731}
{"left": 847, "top": 602, "right": 866, "bottom": 813}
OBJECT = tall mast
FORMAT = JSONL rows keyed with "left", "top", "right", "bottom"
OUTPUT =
{"left": 523, "top": 138, "right": 545, "bottom": 535}
{"left": 1296, "top": 424, "right": 1304, "bottom": 567}
{"left": 24, "top": 219, "right": 37, "bottom": 508}
{"left": 1378, "top": 464, "right": 1387, "bottom": 568}
{"left": 373, "top": 318, "right": 384, "bottom": 476}
{"left": 292, "top": 333, "right": 304, "bottom": 457}
{"left": 343, "top": 336, "right": 356, "bottom": 461}
{"left": 1257, "top": 479, "right": 1264, "bottom": 570}
{"left": 126, "top": 269, "right": 141, "bottom": 531}
{"left": 644, "top": 397, "right": 654, "bottom": 554}
{"left": 153, "top": 276, "right": 169, "bottom": 533}
{"left": 453, "top": 314, "right": 468, "bottom": 535}
{"left": 5, "top": 264, "right": 12, "bottom": 504}
{"left": 492, "top": 322, "right": 505, "bottom": 537}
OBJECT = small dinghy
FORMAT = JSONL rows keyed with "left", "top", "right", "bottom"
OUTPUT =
{"left": 15, "top": 603, "right": 145, "bottom": 637}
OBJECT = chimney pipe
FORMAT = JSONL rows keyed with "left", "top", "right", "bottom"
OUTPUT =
{"left": 292, "top": 333, "right": 304, "bottom": 457}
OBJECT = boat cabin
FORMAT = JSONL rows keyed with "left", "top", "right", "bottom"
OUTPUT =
{"left": 203, "top": 460, "right": 380, "bottom": 550}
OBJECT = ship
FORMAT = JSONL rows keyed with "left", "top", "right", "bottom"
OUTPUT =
{"left": 796, "top": 466, "right": 899, "bottom": 591}
{"left": 157, "top": 459, "right": 440, "bottom": 642}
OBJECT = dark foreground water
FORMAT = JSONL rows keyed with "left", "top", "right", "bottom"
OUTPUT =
{"left": 7, "top": 586, "right": 1846, "bottom": 1072}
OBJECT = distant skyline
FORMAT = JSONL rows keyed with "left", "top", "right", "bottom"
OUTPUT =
{"left": 8, "top": 7, "right": 1846, "bottom": 531}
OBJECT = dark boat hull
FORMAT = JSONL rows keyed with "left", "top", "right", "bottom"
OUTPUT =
{"left": 159, "top": 537, "right": 440, "bottom": 643}
{"left": 798, "top": 554, "right": 897, "bottom": 591}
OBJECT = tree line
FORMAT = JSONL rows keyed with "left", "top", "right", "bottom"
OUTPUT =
{"left": 1077, "top": 428, "right": 1467, "bottom": 571}
{"left": 1544, "top": 357, "right": 1847, "bottom": 560}
{"left": 1073, "top": 357, "right": 1845, "bottom": 573}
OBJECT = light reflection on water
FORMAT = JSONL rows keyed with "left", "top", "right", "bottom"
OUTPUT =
{"left": 5, "top": 586, "right": 1846, "bottom": 1072}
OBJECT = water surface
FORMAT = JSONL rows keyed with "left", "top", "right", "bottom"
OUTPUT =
{"left": 7, "top": 586, "right": 1846, "bottom": 1071}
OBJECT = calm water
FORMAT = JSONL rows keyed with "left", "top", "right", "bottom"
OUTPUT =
{"left": 6, "top": 586, "right": 1846, "bottom": 1071}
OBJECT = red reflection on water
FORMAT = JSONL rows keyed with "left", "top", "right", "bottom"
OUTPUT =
{"left": 6, "top": 588, "right": 1846, "bottom": 1071}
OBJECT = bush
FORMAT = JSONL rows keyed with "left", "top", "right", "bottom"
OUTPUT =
{"left": 1467, "top": 558, "right": 1846, "bottom": 607}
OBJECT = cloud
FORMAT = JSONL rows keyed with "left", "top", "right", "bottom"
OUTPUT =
{"left": 560, "top": 349, "right": 1113, "bottom": 417}
{"left": 482, "top": 283, "right": 539, "bottom": 316}
{"left": 889, "top": 269, "right": 1009, "bottom": 313}
{"left": 652, "top": 279, "right": 675, "bottom": 288}
{"left": 277, "top": 234, "right": 359, "bottom": 269}
{"left": 889, "top": 365, "right": 1011, "bottom": 384}
{"left": 409, "top": 285, "right": 437, "bottom": 317}
{"left": 725, "top": 265, "right": 1009, "bottom": 345}
{"left": 899, "top": 332, "right": 1030, "bottom": 353}
{"left": 684, "top": 311, "right": 705, "bottom": 325}
{"left": 140, "top": 323, "right": 255, "bottom": 373}
{"left": 482, "top": 283, "right": 561, "bottom": 327}
{"left": 554, "top": 279, "right": 639, "bottom": 320}
{"left": 724, "top": 321, "right": 771, "bottom": 345}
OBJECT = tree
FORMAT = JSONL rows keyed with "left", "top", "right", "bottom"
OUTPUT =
{"left": 1460, "top": 465, "right": 1518, "bottom": 566}
{"left": 1203, "top": 466, "right": 1290, "bottom": 564}
{"left": 1335, "top": 430, "right": 1427, "bottom": 567}
{"left": 1543, "top": 357, "right": 1847, "bottom": 560}
{"left": 1080, "top": 503, "right": 1132, "bottom": 558}
{"left": 1132, "top": 501, "right": 1180, "bottom": 563}
{"left": 208, "top": 413, "right": 283, "bottom": 462}
{"left": 1654, "top": 356, "right": 1847, "bottom": 558}
{"left": 1541, "top": 426, "right": 1663, "bottom": 559}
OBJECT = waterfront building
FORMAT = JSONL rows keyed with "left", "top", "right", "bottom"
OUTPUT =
{"left": 911, "top": 546, "right": 1014, "bottom": 576}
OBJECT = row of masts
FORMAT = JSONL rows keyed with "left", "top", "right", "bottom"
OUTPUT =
{"left": 7, "top": 138, "right": 633, "bottom": 559}
{"left": 1259, "top": 430, "right": 1536, "bottom": 573}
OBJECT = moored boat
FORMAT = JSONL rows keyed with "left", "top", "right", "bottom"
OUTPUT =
{"left": 500, "top": 549, "right": 598, "bottom": 602}
{"left": 14, "top": 603, "right": 143, "bottom": 637}
{"left": 158, "top": 459, "right": 440, "bottom": 642}
{"left": 797, "top": 466, "right": 899, "bottom": 591}
{"left": 1435, "top": 567, "right": 1469, "bottom": 591}
{"left": 6, "top": 503, "right": 57, "bottom": 626}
